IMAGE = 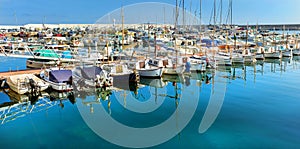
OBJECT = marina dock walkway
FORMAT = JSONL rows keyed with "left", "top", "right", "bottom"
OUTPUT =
{"left": 0, "top": 69, "right": 41, "bottom": 80}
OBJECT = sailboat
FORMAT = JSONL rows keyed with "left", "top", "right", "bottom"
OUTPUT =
{"left": 132, "top": 30, "right": 163, "bottom": 78}
{"left": 242, "top": 24, "right": 256, "bottom": 64}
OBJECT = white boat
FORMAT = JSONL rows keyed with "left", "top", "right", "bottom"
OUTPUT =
{"left": 264, "top": 46, "right": 282, "bottom": 59}
{"left": 132, "top": 59, "right": 163, "bottom": 78}
{"left": 148, "top": 57, "right": 186, "bottom": 75}
{"left": 101, "top": 63, "right": 139, "bottom": 83}
{"left": 231, "top": 53, "right": 244, "bottom": 64}
{"left": 243, "top": 49, "right": 256, "bottom": 63}
{"left": 40, "top": 68, "right": 73, "bottom": 91}
{"left": 6, "top": 74, "right": 49, "bottom": 94}
{"left": 253, "top": 47, "right": 265, "bottom": 60}
{"left": 188, "top": 55, "right": 207, "bottom": 72}
{"left": 215, "top": 52, "right": 232, "bottom": 66}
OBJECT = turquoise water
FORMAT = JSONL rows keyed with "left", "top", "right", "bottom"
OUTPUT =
{"left": 1, "top": 56, "right": 300, "bottom": 148}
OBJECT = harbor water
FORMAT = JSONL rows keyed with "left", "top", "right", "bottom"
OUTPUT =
{"left": 1, "top": 56, "right": 300, "bottom": 148}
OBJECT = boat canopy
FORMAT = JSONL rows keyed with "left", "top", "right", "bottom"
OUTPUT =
{"left": 34, "top": 49, "right": 59, "bottom": 58}
{"left": 49, "top": 70, "right": 72, "bottom": 83}
{"left": 81, "top": 66, "right": 102, "bottom": 80}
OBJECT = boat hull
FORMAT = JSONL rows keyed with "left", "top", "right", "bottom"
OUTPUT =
{"left": 293, "top": 49, "right": 300, "bottom": 56}
{"left": 26, "top": 58, "right": 57, "bottom": 68}
{"left": 282, "top": 50, "right": 293, "bottom": 57}
{"left": 40, "top": 69, "right": 73, "bottom": 92}
{"left": 215, "top": 56, "right": 232, "bottom": 66}
{"left": 137, "top": 67, "right": 163, "bottom": 78}
{"left": 45, "top": 80, "right": 73, "bottom": 92}
{"left": 231, "top": 56, "right": 244, "bottom": 64}
{"left": 264, "top": 52, "right": 282, "bottom": 59}
{"left": 255, "top": 54, "right": 265, "bottom": 60}
{"left": 6, "top": 81, "right": 28, "bottom": 94}
{"left": 6, "top": 74, "right": 49, "bottom": 95}
{"left": 244, "top": 55, "right": 256, "bottom": 63}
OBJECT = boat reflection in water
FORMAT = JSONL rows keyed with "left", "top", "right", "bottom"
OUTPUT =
{"left": 49, "top": 91, "right": 76, "bottom": 108}
{"left": 1, "top": 55, "right": 300, "bottom": 148}
{"left": 139, "top": 77, "right": 167, "bottom": 88}
{"left": 0, "top": 89, "right": 50, "bottom": 124}
{"left": 74, "top": 86, "right": 113, "bottom": 114}
{"left": 0, "top": 88, "right": 79, "bottom": 125}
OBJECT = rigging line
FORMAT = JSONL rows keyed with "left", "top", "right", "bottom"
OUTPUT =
{"left": 209, "top": 6, "right": 214, "bottom": 25}
{"left": 215, "top": 0, "right": 221, "bottom": 25}
{"left": 225, "top": 1, "right": 231, "bottom": 25}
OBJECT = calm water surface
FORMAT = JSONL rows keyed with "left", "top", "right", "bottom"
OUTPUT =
{"left": 1, "top": 56, "right": 300, "bottom": 148}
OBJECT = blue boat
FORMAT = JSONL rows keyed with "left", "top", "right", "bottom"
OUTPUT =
{"left": 40, "top": 68, "right": 73, "bottom": 92}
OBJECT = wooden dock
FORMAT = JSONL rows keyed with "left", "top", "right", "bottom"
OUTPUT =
{"left": 0, "top": 69, "right": 41, "bottom": 80}
{"left": 0, "top": 66, "right": 74, "bottom": 81}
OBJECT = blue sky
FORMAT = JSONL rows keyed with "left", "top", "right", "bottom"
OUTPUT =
{"left": 0, "top": 0, "right": 299, "bottom": 25}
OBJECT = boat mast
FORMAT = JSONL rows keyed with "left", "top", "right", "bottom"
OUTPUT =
{"left": 220, "top": 0, "right": 222, "bottom": 27}
{"left": 175, "top": 0, "right": 178, "bottom": 31}
{"left": 199, "top": 0, "right": 202, "bottom": 54}
{"left": 175, "top": 0, "right": 179, "bottom": 66}
{"left": 182, "top": 0, "right": 185, "bottom": 31}
{"left": 230, "top": 0, "right": 233, "bottom": 27}
{"left": 214, "top": 0, "right": 216, "bottom": 30}
{"left": 154, "top": 18, "right": 157, "bottom": 59}
{"left": 147, "top": 22, "right": 150, "bottom": 59}
{"left": 14, "top": 11, "right": 18, "bottom": 26}
{"left": 245, "top": 22, "right": 248, "bottom": 52}
{"left": 121, "top": 6, "right": 124, "bottom": 51}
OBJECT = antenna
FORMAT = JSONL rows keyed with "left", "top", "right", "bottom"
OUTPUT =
{"left": 14, "top": 11, "right": 18, "bottom": 26}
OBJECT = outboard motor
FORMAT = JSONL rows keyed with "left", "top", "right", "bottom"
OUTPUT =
{"left": 28, "top": 78, "right": 39, "bottom": 95}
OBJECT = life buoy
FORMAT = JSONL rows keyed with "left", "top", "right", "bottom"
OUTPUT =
{"left": 75, "top": 41, "right": 79, "bottom": 45}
